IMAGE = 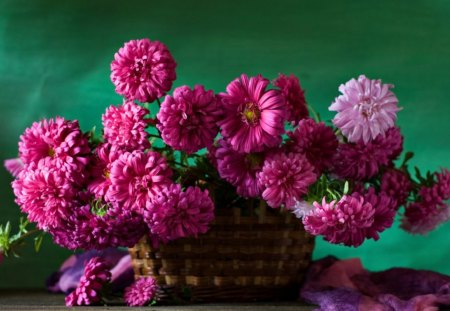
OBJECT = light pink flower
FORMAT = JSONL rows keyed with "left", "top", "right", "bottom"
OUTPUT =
{"left": 65, "top": 257, "right": 111, "bottom": 306}
{"left": 157, "top": 85, "right": 220, "bottom": 154}
{"left": 273, "top": 73, "right": 308, "bottom": 124}
{"left": 329, "top": 75, "right": 400, "bottom": 143}
{"left": 102, "top": 101, "right": 150, "bottom": 151}
{"left": 18, "top": 117, "right": 90, "bottom": 182}
{"left": 110, "top": 39, "right": 176, "bottom": 103}
{"left": 12, "top": 159, "right": 77, "bottom": 229}
{"left": 215, "top": 139, "right": 266, "bottom": 198}
{"left": 258, "top": 152, "right": 317, "bottom": 208}
{"left": 218, "top": 74, "right": 286, "bottom": 153}
{"left": 144, "top": 184, "right": 215, "bottom": 242}
{"left": 303, "top": 194, "right": 375, "bottom": 247}
{"left": 4, "top": 158, "right": 24, "bottom": 178}
{"left": 108, "top": 150, "right": 172, "bottom": 212}
{"left": 124, "top": 277, "right": 158, "bottom": 307}
{"left": 332, "top": 127, "right": 403, "bottom": 180}
{"left": 286, "top": 119, "right": 338, "bottom": 173}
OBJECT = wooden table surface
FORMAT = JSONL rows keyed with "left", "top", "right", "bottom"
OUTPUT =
{"left": 0, "top": 290, "right": 316, "bottom": 311}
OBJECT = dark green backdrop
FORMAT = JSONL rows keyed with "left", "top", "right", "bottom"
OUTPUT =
{"left": 0, "top": 0, "right": 449, "bottom": 288}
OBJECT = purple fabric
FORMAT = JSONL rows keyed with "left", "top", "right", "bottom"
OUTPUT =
{"left": 300, "top": 256, "right": 450, "bottom": 311}
{"left": 47, "top": 248, "right": 134, "bottom": 294}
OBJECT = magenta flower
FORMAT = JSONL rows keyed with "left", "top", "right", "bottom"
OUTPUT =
{"left": 380, "top": 169, "right": 412, "bottom": 208}
{"left": 110, "top": 39, "right": 176, "bottom": 103}
{"left": 401, "top": 201, "right": 450, "bottom": 235}
{"left": 65, "top": 257, "right": 111, "bottom": 306}
{"left": 157, "top": 85, "right": 220, "bottom": 154}
{"left": 108, "top": 150, "right": 172, "bottom": 212}
{"left": 124, "top": 277, "right": 158, "bottom": 307}
{"left": 18, "top": 117, "right": 90, "bottom": 182}
{"left": 215, "top": 139, "right": 266, "bottom": 198}
{"left": 363, "top": 188, "right": 396, "bottom": 241}
{"left": 273, "top": 73, "right": 308, "bottom": 124}
{"left": 50, "top": 202, "right": 147, "bottom": 251}
{"left": 332, "top": 127, "right": 403, "bottom": 180}
{"left": 303, "top": 194, "right": 375, "bottom": 247}
{"left": 4, "top": 158, "right": 24, "bottom": 178}
{"left": 87, "top": 143, "right": 122, "bottom": 199}
{"left": 329, "top": 75, "right": 400, "bottom": 143}
{"left": 258, "top": 152, "right": 317, "bottom": 208}
{"left": 102, "top": 101, "right": 150, "bottom": 151}
{"left": 286, "top": 119, "right": 338, "bottom": 172}
{"left": 218, "top": 74, "right": 286, "bottom": 153}
{"left": 144, "top": 184, "right": 215, "bottom": 242}
{"left": 12, "top": 159, "right": 77, "bottom": 229}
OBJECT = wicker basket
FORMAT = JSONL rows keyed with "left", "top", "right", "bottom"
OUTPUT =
{"left": 129, "top": 201, "right": 315, "bottom": 303}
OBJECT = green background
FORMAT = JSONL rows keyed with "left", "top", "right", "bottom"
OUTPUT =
{"left": 0, "top": 0, "right": 449, "bottom": 288}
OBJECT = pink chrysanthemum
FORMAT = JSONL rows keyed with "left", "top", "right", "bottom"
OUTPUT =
{"left": 110, "top": 39, "right": 176, "bottom": 103}
{"left": 108, "top": 150, "right": 172, "bottom": 212}
{"left": 124, "top": 277, "right": 158, "bottom": 307}
{"left": 50, "top": 201, "right": 147, "bottom": 250}
{"left": 12, "top": 159, "right": 77, "bottom": 229}
{"left": 380, "top": 169, "right": 412, "bottom": 208}
{"left": 332, "top": 127, "right": 403, "bottom": 180}
{"left": 401, "top": 201, "right": 450, "bottom": 235}
{"left": 303, "top": 194, "right": 375, "bottom": 247}
{"left": 273, "top": 73, "right": 308, "bottom": 124}
{"left": 87, "top": 143, "right": 122, "bottom": 199}
{"left": 102, "top": 101, "right": 150, "bottom": 151}
{"left": 329, "top": 75, "right": 401, "bottom": 144}
{"left": 18, "top": 117, "right": 90, "bottom": 182}
{"left": 157, "top": 85, "right": 220, "bottom": 154}
{"left": 215, "top": 139, "right": 266, "bottom": 198}
{"left": 286, "top": 119, "right": 338, "bottom": 172}
{"left": 435, "top": 169, "right": 450, "bottom": 201}
{"left": 363, "top": 188, "right": 396, "bottom": 240}
{"left": 258, "top": 152, "right": 317, "bottom": 208}
{"left": 65, "top": 257, "right": 111, "bottom": 306}
{"left": 144, "top": 184, "right": 215, "bottom": 242}
{"left": 218, "top": 74, "right": 286, "bottom": 153}
{"left": 4, "top": 158, "right": 24, "bottom": 178}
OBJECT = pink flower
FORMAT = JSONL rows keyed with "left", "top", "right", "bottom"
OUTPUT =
{"left": 124, "top": 277, "right": 158, "bottom": 307}
{"left": 215, "top": 139, "right": 266, "bottom": 198}
{"left": 435, "top": 169, "right": 450, "bottom": 201}
{"left": 4, "top": 158, "right": 24, "bottom": 178}
{"left": 50, "top": 201, "right": 147, "bottom": 250}
{"left": 329, "top": 75, "right": 400, "bottom": 143}
{"left": 110, "top": 39, "right": 176, "bottom": 103}
{"left": 401, "top": 202, "right": 450, "bottom": 235}
{"left": 303, "top": 194, "right": 375, "bottom": 247}
{"left": 273, "top": 73, "right": 308, "bottom": 124}
{"left": 363, "top": 188, "right": 396, "bottom": 241}
{"left": 144, "top": 184, "right": 215, "bottom": 242}
{"left": 332, "top": 127, "right": 403, "bottom": 180}
{"left": 218, "top": 74, "right": 286, "bottom": 153}
{"left": 157, "top": 85, "right": 220, "bottom": 154}
{"left": 65, "top": 257, "right": 111, "bottom": 306}
{"left": 102, "top": 101, "right": 150, "bottom": 151}
{"left": 87, "top": 143, "right": 122, "bottom": 199}
{"left": 108, "top": 150, "right": 172, "bottom": 212}
{"left": 12, "top": 159, "right": 77, "bottom": 229}
{"left": 258, "top": 152, "right": 317, "bottom": 208}
{"left": 380, "top": 169, "right": 412, "bottom": 208}
{"left": 286, "top": 119, "right": 338, "bottom": 173}
{"left": 18, "top": 117, "right": 90, "bottom": 182}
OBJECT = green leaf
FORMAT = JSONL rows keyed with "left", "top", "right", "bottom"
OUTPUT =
{"left": 34, "top": 234, "right": 44, "bottom": 252}
{"left": 343, "top": 181, "right": 349, "bottom": 195}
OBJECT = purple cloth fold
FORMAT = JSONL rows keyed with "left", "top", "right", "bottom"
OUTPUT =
{"left": 46, "top": 248, "right": 134, "bottom": 294}
{"left": 300, "top": 256, "right": 450, "bottom": 311}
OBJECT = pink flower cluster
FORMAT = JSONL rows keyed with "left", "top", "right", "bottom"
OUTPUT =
{"left": 5, "top": 37, "right": 449, "bottom": 268}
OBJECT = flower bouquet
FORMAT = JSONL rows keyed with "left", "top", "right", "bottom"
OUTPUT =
{"left": 1, "top": 38, "right": 449, "bottom": 306}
